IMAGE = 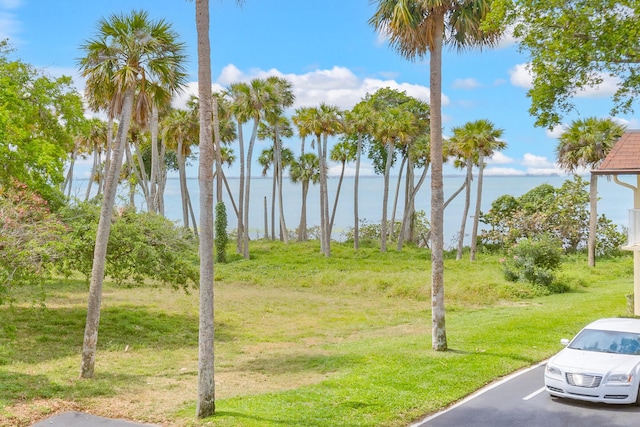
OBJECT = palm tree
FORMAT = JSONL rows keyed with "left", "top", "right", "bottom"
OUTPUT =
{"left": 370, "top": 0, "right": 502, "bottom": 351}
{"left": 78, "top": 10, "right": 186, "bottom": 378}
{"left": 162, "top": 107, "right": 198, "bottom": 231}
{"left": 265, "top": 77, "right": 295, "bottom": 243}
{"left": 317, "top": 104, "right": 344, "bottom": 256}
{"left": 557, "top": 117, "right": 626, "bottom": 266}
{"left": 329, "top": 140, "right": 356, "bottom": 235}
{"left": 194, "top": 0, "right": 212, "bottom": 418}
{"left": 467, "top": 120, "right": 505, "bottom": 261}
{"left": 258, "top": 113, "right": 294, "bottom": 240}
{"left": 229, "top": 78, "right": 278, "bottom": 258}
{"left": 373, "top": 107, "right": 416, "bottom": 252}
{"left": 344, "top": 103, "right": 376, "bottom": 250}
{"left": 290, "top": 153, "right": 320, "bottom": 241}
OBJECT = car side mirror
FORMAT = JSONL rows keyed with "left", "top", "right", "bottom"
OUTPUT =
{"left": 560, "top": 338, "right": 570, "bottom": 346}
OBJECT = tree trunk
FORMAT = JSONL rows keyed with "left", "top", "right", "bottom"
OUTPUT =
{"left": 263, "top": 196, "right": 268, "bottom": 239}
{"left": 317, "top": 133, "right": 328, "bottom": 256}
{"left": 276, "top": 129, "right": 288, "bottom": 243}
{"left": 149, "top": 104, "right": 159, "bottom": 214}
{"left": 390, "top": 156, "right": 406, "bottom": 240}
{"left": 354, "top": 134, "right": 362, "bottom": 250}
{"left": 236, "top": 122, "right": 245, "bottom": 254}
{"left": 588, "top": 175, "right": 597, "bottom": 267}
{"left": 80, "top": 86, "right": 135, "bottom": 379}
{"left": 212, "top": 96, "right": 223, "bottom": 203}
{"left": 329, "top": 162, "right": 345, "bottom": 235}
{"left": 470, "top": 153, "right": 485, "bottom": 261}
{"left": 381, "top": 140, "right": 394, "bottom": 253}
{"left": 430, "top": 12, "right": 447, "bottom": 352}
{"left": 242, "top": 121, "right": 259, "bottom": 259}
{"left": 457, "top": 158, "right": 473, "bottom": 260}
{"left": 177, "top": 138, "right": 190, "bottom": 229}
{"left": 195, "top": 0, "right": 215, "bottom": 418}
{"left": 298, "top": 181, "right": 309, "bottom": 241}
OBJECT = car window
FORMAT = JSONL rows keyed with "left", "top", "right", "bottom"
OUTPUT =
{"left": 568, "top": 329, "right": 640, "bottom": 355}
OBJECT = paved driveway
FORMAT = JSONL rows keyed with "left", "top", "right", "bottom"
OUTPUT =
{"left": 31, "top": 411, "right": 158, "bottom": 427}
{"left": 412, "top": 362, "right": 640, "bottom": 427}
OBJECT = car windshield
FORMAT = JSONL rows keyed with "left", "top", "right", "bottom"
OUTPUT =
{"left": 569, "top": 329, "right": 640, "bottom": 355}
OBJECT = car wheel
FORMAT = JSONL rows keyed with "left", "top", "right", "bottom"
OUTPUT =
{"left": 635, "top": 385, "right": 640, "bottom": 406}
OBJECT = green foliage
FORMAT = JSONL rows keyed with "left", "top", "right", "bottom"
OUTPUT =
{"left": 480, "top": 175, "right": 624, "bottom": 255}
{"left": 0, "top": 42, "right": 85, "bottom": 204}
{"left": 0, "top": 181, "right": 68, "bottom": 304}
{"left": 502, "top": 234, "right": 565, "bottom": 291}
{"left": 215, "top": 202, "right": 229, "bottom": 263}
{"left": 508, "top": 0, "right": 640, "bottom": 127}
{"left": 342, "top": 210, "right": 430, "bottom": 247}
{"left": 59, "top": 201, "right": 199, "bottom": 289}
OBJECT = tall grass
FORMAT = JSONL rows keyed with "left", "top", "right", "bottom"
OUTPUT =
{"left": 0, "top": 241, "right": 634, "bottom": 426}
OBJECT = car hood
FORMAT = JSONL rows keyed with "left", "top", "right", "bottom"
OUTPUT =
{"left": 552, "top": 348, "right": 640, "bottom": 373}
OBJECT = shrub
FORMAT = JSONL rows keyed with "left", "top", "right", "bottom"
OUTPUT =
{"left": 215, "top": 202, "right": 228, "bottom": 263}
{"left": 59, "top": 201, "right": 199, "bottom": 289}
{"left": 502, "top": 235, "right": 563, "bottom": 289}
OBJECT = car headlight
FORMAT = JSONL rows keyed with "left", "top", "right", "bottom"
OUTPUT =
{"left": 606, "top": 373, "right": 633, "bottom": 384}
{"left": 546, "top": 364, "right": 562, "bottom": 378}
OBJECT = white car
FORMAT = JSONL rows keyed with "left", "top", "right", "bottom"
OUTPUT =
{"left": 545, "top": 318, "right": 640, "bottom": 405}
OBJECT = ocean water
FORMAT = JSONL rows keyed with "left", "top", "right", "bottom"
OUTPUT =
{"left": 72, "top": 174, "right": 634, "bottom": 249}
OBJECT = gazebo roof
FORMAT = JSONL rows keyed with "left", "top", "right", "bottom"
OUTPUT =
{"left": 592, "top": 130, "right": 640, "bottom": 175}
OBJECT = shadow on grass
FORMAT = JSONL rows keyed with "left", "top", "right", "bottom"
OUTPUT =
{"left": 0, "top": 305, "right": 235, "bottom": 365}
{"left": 0, "top": 369, "right": 141, "bottom": 402}
{"left": 231, "top": 352, "right": 362, "bottom": 376}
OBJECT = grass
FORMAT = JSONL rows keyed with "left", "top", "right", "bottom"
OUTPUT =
{"left": 0, "top": 241, "right": 635, "bottom": 426}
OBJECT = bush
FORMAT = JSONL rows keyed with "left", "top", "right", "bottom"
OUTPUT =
{"left": 215, "top": 202, "right": 228, "bottom": 263}
{"left": 502, "top": 235, "right": 563, "bottom": 290}
{"left": 0, "top": 181, "right": 68, "bottom": 304}
{"left": 59, "top": 201, "right": 199, "bottom": 289}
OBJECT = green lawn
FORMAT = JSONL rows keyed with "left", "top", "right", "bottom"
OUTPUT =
{"left": 0, "top": 241, "right": 634, "bottom": 426}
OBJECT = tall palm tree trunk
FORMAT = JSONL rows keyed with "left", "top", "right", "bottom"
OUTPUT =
{"left": 236, "top": 123, "right": 245, "bottom": 254}
{"left": 329, "top": 162, "right": 346, "bottom": 235}
{"left": 391, "top": 157, "right": 406, "bottom": 240}
{"left": 195, "top": 0, "right": 215, "bottom": 417}
{"left": 275, "top": 130, "right": 288, "bottom": 243}
{"left": 381, "top": 140, "right": 394, "bottom": 252}
{"left": 430, "top": 13, "right": 447, "bottom": 351}
{"left": 354, "top": 134, "right": 362, "bottom": 250}
{"left": 243, "top": 122, "right": 259, "bottom": 259}
{"left": 317, "top": 134, "right": 328, "bottom": 255}
{"left": 470, "top": 153, "right": 485, "bottom": 261}
{"left": 80, "top": 86, "right": 135, "bottom": 379}
{"left": 457, "top": 158, "right": 473, "bottom": 260}
{"left": 298, "top": 181, "right": 309, "bottom": 241}
{"left": 149, "top": 104, "right": 160, "bottom": 214}
{"left": 177, "top": 139, "right": 190, "bottom": 228}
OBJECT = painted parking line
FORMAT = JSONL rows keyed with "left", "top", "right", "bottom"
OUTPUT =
{"left": 523, "top": 386, "right": 546, "bottom": 401}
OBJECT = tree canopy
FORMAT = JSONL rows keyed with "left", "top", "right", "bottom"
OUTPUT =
{"left": 0, "top": 41, "right": 86, "bottom": 204}
{"left": 508, "top": 0, "right": 640, "bottom": 128}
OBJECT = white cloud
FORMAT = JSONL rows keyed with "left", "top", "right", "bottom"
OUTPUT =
{"left": 546, "top": 124, "right": 565, "bottom": 139}
{"left": 487, "top": 151, "right": 513, "bottom": 165}
{"left": 484, "top": 167, "right": 526, "bottom": 176}
{"left": 452, "top": 78, "right": 480, "bottom": 90}
{"left": 509, "top": 63, "right": 532, "bottom": 89}
{"left": 522, "top": 153, "right": 553, "bottom": 168}
{"left": 211, "top": 64, "right": 442, "bottom": 110}
{"left": 509, "top": 62, "right": 620, "bottom": 98}
{"left": 574, "top": 74, "right": 620, "bottom": 98}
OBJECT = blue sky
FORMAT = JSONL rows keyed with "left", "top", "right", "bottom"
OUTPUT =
{"left": 2, "top": 0, "right": 638, "bottom": 178}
